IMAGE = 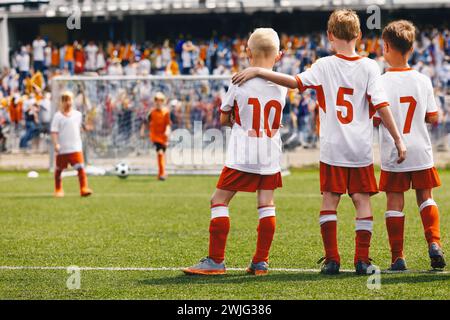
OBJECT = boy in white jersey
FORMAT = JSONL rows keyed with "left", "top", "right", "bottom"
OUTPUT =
{"left": 51, "top": 91, "right": 93, "bottom": 197}
{"left": 374, "top": 21, "right": 445, "bottom": 270}
{"left": 233, "top": 10, "right": 406, "bottom": 275}
{"left": 184, "top": 28, "right": 286, "bottom": 276}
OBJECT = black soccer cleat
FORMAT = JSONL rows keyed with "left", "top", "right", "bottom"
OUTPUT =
{"left": 355, "top": 260, "right": 372, "bottom": 275}
{"left": 429, "top": 243, "right": 446, "bottom": 270}
{"left": 389, "top": 257, "right": 407, "bottom": 271}
{"left": 318, "top": 257, "right": 340, "bottom": 275}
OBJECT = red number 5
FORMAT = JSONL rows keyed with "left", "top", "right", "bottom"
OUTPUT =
{"left": 336, "top": 87, "right": 354, "bottom": 124}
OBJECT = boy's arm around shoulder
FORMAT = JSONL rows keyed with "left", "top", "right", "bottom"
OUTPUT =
{"left": 232, "top": 67, "right": 298, "bottom": 89}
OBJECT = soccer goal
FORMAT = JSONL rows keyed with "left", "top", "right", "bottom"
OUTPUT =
{"left": 50, "top": 75, "right": 290, "bottom": 176}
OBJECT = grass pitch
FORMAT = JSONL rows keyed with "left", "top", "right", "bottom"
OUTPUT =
{"left": 0, "top": 168, "right": 449, "bottom": 300}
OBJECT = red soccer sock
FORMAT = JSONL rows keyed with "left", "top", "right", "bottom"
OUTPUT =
{"left": 209, "top": 204, "right": 230, "bottom": 264}
{"left": 157, "top": 153, "right": 165, "bottom": 178}
{"left": 420, "top": 199, "right": 441, "bottom": 247}
{"left": 252, "top": 207, "right": 276, "bottom": 263}
{"left": 320, "top": 210, "right": 340, "bottom": 264}
{"left": 385, "top": 211, "right": 405, "bottom": 263}
{"left": 54, "top": 169, "right": 63, "bottom": 191}
{"left": 77, "top": 168, "right": 88, "bottom": 190}
{"left": 355, "top": 217, "right": 373, "bottom": 264}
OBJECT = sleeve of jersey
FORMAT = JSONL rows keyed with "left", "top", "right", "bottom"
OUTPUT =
{"left": 295, "top": 60, "right": 322, "bottom": 92}
{"left": 426, "top": 79, "right": 438, "bottom": 117}
{"left": 367, "top": 69, "right": 389, "bottom": 110}
{"left": 50, "top": 114, "right": 59, "bottom": 133}
{"left": 220, "top": 84, "right": 236, "bottom": 114}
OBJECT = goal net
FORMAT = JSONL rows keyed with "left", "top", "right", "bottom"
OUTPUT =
{"left": 50, "top": 75, "right": 290, "bottom": 175}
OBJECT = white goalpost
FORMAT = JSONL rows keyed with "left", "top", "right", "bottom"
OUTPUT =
{"left": 50, "top": 74, "right": 290, "bottom": 175}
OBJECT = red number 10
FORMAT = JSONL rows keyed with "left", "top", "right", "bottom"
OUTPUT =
{"left": 247, "top": 98, "right": 282, "bottom": 138}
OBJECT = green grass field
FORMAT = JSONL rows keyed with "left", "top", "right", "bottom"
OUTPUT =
{"left": 0, "top": 168, "right": 449, "bottom": 300}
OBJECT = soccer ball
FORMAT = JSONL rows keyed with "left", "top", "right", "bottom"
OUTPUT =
{"left": 115, "top": 162, "right": 129, "bottom": 179}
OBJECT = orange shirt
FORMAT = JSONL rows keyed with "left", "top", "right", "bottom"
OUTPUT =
{"left": 51, "top": 48, "right": 59, "bottom": 67}
{"left": 64, "top": 45, "right": 74, "bottom": 61}
{"left": 148, "top": 107, "right": 171, "bottom": 145}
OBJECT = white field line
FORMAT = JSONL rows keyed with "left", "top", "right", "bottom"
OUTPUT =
{"left": 0, "top": 193, "right": 322, "bottom": 198}
{"left": 0, "top": 265, "right": 449, "bottom": 274}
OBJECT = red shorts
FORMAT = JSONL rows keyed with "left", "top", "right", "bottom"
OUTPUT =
{"left": 320, "top": 162, "right": 378, "bottom": 195}
{"left": 56, "top": 152, "right": 84, "bottom": 170}
{"left": 379, "top": 167, "right": 441, "bottom": 192}
{"left": 216, "top": 167, "right": 282, "bottom": 192}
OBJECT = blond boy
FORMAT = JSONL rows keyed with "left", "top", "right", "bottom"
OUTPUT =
{"left": 184, "top": 28, "right": 286, "bottom": 276}
{"left": 51, "top": 91, "right": 92, "bottom": 197}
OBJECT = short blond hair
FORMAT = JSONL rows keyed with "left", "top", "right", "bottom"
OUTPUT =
{"left": 248, "top": 28, "right": 280, "bottom": 58}
{"left": 382, "top": 20, "right": 416, "bottom": 55}
{"left": 60, "top": 91, "right": 73, "bottom": 102}
{"left": 327, "top": 9, "right": 360, "bottom": 42}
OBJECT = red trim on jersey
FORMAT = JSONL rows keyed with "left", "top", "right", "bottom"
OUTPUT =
{"left": 295, "top": 75, "right": 305, "bottom": 92}
{"left": 373, "top": 102, "right": 389, "bottom": 110}
{"left": 335, "top": 54, "right": 363, "bottom": 61}
{"left": 386, "top": 67, "right": 413, "bottom": 72}
{"left": 426, "top": 111, "right": 438, "bottom": 117}
{"left": 373, "top": 116, "right": 382, "bottom": 127}
{"left": 233, "top": 100, "right": 241, "bottom": 125}
{"left": 220, "top": 109, "right": 232, "bottom": 114}
{"left": 294, "top": 75, "right": 326, "bottom": 113}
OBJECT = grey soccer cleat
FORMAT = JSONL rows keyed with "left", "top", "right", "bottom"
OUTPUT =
{"left": 318, "top": 257, "right": 340, "bottom": 275}
{"left": 389, "top": 257, "right": 407, "bottom": 271}
{"left": 246, "top": 261, "right": 269, "bottom": 276}
{"left": 183, "top": 257, "right": 226, "bottom": 275}
{"left": 429, "top": 243, "right": 446, "bottom": 270}
{"left": 355, "top": 260, "right": 372, "bottom": 275}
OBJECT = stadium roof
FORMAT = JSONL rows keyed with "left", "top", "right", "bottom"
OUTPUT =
{"left": 1, "top": 0, "right": 449, "bottom": 18}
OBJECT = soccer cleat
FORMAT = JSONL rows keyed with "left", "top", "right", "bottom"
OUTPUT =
{"left": 429, "top": 243, "right": 446, "bottom": 269}
{"left": 54, "top": 189, "right": 65, "bottom": 198}
{"left": 246, "top": 261, "right": 269, "bottom": 276}
{"left": 158, "top": 176, "right": 166, "bottom": 181}
{"left": 183, "top": 257, "right": 226, "bottom": 275}
{"left": 389, "top": 257, "right": 407, "bottom": 271}
{"left": 318, "top": 257, "right": 340, "bottom": 275}
{"left": 80, "top": 188, "right": 93, "bottom": 197}
{"left": 355, "top": 260, "right": 372, "bottom": 275}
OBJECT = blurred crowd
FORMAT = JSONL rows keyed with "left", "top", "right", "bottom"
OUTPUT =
{"left": 0, "top": 28, "right": 449, "bottom": 155}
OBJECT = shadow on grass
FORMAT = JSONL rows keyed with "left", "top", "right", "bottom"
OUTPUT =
{"left": 137, "top": 272, "right": 356, "bottom": 286}
{"left": 380, "top": 273, "right": 450, "bottom": 285}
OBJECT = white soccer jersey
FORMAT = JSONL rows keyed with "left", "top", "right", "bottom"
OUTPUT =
{"left": 220, "top": 79, "right": 287, "bottom": 175}
{"left": 51, "top": 110, "right": 83, "bottom": 155}
{"left": 376, "top": 68, "right": 437, "bottom": 172}
{"left": 295, "top": 54, "right": 389, "bottom": 167}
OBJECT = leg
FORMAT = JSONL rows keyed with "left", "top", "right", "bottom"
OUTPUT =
{"left": 320, "top": 192, "right": 341, "bottom": 265}
{"left": 416, "top": 188, "right": 445, "bottom": 269}
{"left": 385, "top": 192, "right": 406, "bottom": 265}
{"left": 70, "top": 152, "right": 92, "bottom": 196}
{"left": 54, "top": 155, "right": 66, "bottom": 197}
{"left": 351, "top": 192, "right": 373, "bottom": 267}
{"left": 208, "top": 188, "right": 236, "bottom": 264}
{"left": 416, "top": 188, "right": 440, "bottom": 246}
{"left": 251, "top": 190, "right": 276, "bottom": 267}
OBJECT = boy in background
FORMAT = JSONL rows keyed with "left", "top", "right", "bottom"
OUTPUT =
{"left": 233, "top": 10, "right": 406, "bottom": 274}
{"left": 51, "top": 91, "right": 92, "bottom": 197}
